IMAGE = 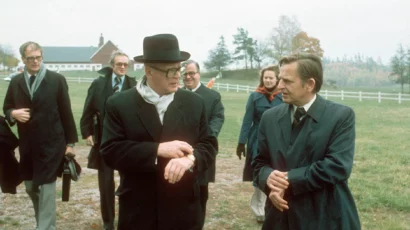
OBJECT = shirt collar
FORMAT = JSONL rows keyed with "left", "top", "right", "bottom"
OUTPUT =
{"left": 293, "top": 94, "right": 317, "bottom": 113}
{"left": 112, "top": 72, "right": 124, "bottom": 80}
{"left": 190, "top": 82, "right": 201, "bottom": 92}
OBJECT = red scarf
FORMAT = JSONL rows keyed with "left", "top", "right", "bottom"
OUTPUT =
{"left": 255, "top": 86, "right": 281, "bottom": 102}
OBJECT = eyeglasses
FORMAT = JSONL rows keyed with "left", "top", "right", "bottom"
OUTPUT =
{"left": 115, "top": 62, "right": 129, "bottom": 67}
{"left": 25, "top": 56, "right": 42, "bottom": 62}
{"left": 183, "top": 71, "right": 197, "bottom": 77}
{"left": 149, "top": 65, "right": 181, "bottom": 78}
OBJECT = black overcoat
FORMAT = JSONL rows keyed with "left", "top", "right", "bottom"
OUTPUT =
{"left": 3, "top": 71, "right": 78, "bottom": 185}
{"left": 194, "top": 84, "right": 224, "bottom": 184}
{"left": 0, "top": 116, "right": 20, "bottom": 193}
{"left": 100, "top": 87, "right": 217, "bottom": 230}
{"left": 80, "top": 67, "right": 136, "bottom": 169}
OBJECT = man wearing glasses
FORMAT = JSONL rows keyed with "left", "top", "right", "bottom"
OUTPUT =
{"left": 80, "top": 50, "right": 136, "bottom": 230}
{"left": 3, "top": 41, "right": 78, "bottom": 230}
{"left": 100, "top": 34, "right": 217, "bottom": 229}
{"left": 182, "top": 60, "right": 225, "bottom": 227}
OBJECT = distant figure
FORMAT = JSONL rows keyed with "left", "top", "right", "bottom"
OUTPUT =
{"left": 3, "top": 41, "right": 78, "bottom": 230}
{"left": 100, "top": 34, "right": 217, "bottom": 229}
{"left": 253, "top": 53, "right": 361, "bottom": 229}
{"left": 236, "top": 65, "right": 283, "bottom": 223}
{"left": 182, "top": 59, "right": 225, "bottom": 227}
{"left": 80, "top": 50, "right": 136, "bottom": 230}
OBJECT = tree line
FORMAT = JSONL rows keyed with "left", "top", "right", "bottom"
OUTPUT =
{"left": 0, "top": 44, "right": 20, "bottom": 71}
{"left": 390, "top": 44, "right": 410, "bottom": 93}
{"left": 204, "top": 15, "right": 324, "bottom": 72}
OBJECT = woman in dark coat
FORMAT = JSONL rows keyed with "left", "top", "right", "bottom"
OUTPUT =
{"left": 236, "top": 65, "right": 283, "bottom": 223}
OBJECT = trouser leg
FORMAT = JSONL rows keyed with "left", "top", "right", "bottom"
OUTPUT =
{"left": 25, "top": 181, "right": 56, "bottom": 230}
{"left": 98, "top": 159, "right": 115, "bottom": 230}
{"left": 199, "top": 185, "right": 209, "bottom": 228}
{"left": 25, "top": 181, "right": 40, "bottom": 228}
{"left": 250, "top": 186, "right": 267, "bottom": 217}
{"left": 38, "top": 181, "right": 56, "bottom": 230}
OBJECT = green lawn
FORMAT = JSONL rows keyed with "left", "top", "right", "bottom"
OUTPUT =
{"left": 0, "top": 78, "right": 409, "bottom": 229}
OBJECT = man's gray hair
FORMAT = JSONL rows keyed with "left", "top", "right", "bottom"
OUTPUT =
{"left": 182, "top": 60, "right": 200, "bottom": 73}
{"left": 109, "top": 50, "right": 129, "bottom": 65}
{"left": 19, "top": 41, "right": 42, "bottom": 58}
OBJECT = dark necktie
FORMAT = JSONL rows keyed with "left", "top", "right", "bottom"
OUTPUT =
{"left": 292, "top": 107, "right": 306, "bottom": 129}
{"left": 29, "top": 75, "right": 36, "bottom": 88}
{"left": 113, "top": 76, "right": 121, "bottom": 93}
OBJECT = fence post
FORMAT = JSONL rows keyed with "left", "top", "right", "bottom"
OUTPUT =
{"left": 78, "top": 77, "right": 81, "bottom": 84}
{"left": 341, "top": 90, "right": 344, "bottom": 100}
{"left": 398, "top": 92, "right": 401, "bottom": 104}
{"left": 227, "top": 83, "right": 229, "bottom": 92}
{"left": 378, "top": 92, "right": 381, "bottom": 103}
{"left": 237, "top": 84, "right": 239, "bottom": 92}
{"left": 325, "top": 89, "right": 328, "bottom": 99}
{"left": 247, "top": 85, "right": 249, "bottom": 93}
{"left": 359, "top": 91, "right": 362, "bottom": 102}
{"left": 217, "top": 83, "right": 220, "bottom": 91}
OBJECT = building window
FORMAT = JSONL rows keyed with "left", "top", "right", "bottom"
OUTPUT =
{"left": 86, "top": 65, "right": 90, "bottom": 67}
{"left": 74, "top": 65, "right": 78, "bottom": 68}
{"left": 80, "top": 65, "right": 84, "bottom": 68}
{"left": 49, "top": 65, "right": 53, "bottom": 68}
{"left": 62, "top": 65, "right": 66, "bottom": 68}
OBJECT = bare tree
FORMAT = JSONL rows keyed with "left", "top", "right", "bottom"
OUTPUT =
{"left": 267, "top": 15, "right": 302, "bottom": 61}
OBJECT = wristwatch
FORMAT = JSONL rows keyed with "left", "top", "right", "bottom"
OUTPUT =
{"left": 66, "top": 143, "right": 75, "bottom": 148}
{"left": 186, "top": 154, "right": 195, "bottom": 172}
{"left": 186, "top": 154, "right": 195, "bottom": 162}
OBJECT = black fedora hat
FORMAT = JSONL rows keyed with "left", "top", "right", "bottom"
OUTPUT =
{"left": 133, "top": 34, "right": 190, "bottom": 63}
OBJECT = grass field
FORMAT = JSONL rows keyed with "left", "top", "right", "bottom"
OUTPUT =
{"left": 0, "top": 78, "right": 409, "bottom": 229}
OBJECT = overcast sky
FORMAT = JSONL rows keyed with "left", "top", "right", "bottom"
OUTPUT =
{"left": 1, "top": 0, "right": 409, "bottom": 66}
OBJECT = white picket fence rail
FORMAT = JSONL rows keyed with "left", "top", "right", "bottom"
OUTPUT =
{"left": 61, "top": 77, "right": 410, "bottom": 104}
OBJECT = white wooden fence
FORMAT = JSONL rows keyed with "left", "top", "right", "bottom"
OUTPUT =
{"left": 62, "top": 77, "right": 410, "bottom": 104}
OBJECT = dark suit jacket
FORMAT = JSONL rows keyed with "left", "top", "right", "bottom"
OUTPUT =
{"left": 3, "top": 71, "right": 78, "bottom": 185}
{"left": 0, "top": 116, "right": 20, "bottom": 194}
{"left": 253, "top": 95, "right": 361, "bottom": 230}
{"left": 100, "top": 87, "right": 217, "bottom": 230}
{"left": 80, "top": 67, "right": 136, "bottom": 169}
{"left": 194, "top": 84, "right": 224, "bottom": 184}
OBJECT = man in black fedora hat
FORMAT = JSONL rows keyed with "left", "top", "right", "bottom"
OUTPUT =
{"left": 100, "top": 34, "right": 217, "bottom": 230}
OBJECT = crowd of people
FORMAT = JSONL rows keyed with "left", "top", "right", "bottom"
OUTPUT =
{"left": 0, "top": 33, "right": 361, "bottom": 230}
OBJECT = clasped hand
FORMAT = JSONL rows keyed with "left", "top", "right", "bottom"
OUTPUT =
{"left": 267, "top": 170, "right": 289, "bottom": 212}
{"left": 158, "top": 141, "right": 195, "bottom": 184}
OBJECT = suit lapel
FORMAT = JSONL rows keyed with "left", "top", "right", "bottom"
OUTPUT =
{"left": 122, "top": 75, "right": 135, "bottom": 90}
{"left": 161, "top": 94, "right": 183, "bottom": 141}
{"left": 103, "top": 74, "right": 114, "bottom": 98}
{"left": 18, "top": 76, "right": 30, "bottom": 99}
{"left": 135, "top": 91, "right": 162, "bottom": 142}
{"left": 278, "top": 104, "right": 292, "bottom": 146}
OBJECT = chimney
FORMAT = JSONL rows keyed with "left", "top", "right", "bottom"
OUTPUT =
{"left": 99, "top": 33, "right": 104, "bottom": 47}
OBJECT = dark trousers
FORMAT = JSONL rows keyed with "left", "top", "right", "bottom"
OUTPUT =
{"left": 98, "top": 158, "right": 115, "bottom": 230}
{"left": 199, "top": 185, "right": 209, "bottom": 229}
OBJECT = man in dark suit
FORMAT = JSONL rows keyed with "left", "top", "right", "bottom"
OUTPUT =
{"left": 80, "top": 50, "right": 136, "bottom": 230}
{"left": 253, "top": 53, "right": 361, "bottom": 230}
{"left": 3, "top": 41, "right": 78, "bottom": 230}
{"left": 100, "top": 34, "right": 217, "bottom": 230}
{"left": 182, "top": 60, "right": 225, "bottom": 227}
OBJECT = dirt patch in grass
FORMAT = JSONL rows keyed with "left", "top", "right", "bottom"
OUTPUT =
{"left": 0, "top": 147, "right": 263, "bottom": 230}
